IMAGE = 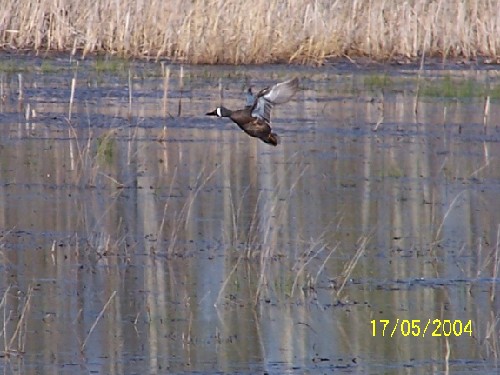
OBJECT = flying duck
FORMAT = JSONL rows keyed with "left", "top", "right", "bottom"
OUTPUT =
{"left": 206, "top": 77, "right": 299, "bottom": 146}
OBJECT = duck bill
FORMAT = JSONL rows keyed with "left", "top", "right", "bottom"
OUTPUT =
{"left": 206, "top": 110, "right": 218, "bottom": 116}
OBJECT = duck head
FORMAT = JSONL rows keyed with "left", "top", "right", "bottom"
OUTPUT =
{"left": 206, "top": 106, "right": 232, "bottom": 117}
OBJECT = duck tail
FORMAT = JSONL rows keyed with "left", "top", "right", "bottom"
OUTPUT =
{"left": 266, "top": 132, "right": 280, "bottom": 146}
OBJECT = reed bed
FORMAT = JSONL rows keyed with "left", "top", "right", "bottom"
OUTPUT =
{"left": 1, "top": 0, "right": 500, "bottom": 64}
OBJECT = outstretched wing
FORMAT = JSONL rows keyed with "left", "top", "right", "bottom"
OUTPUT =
{"left": 261, "top": 77, "right": 299, "bottom": 104}
{"left": 251, "top": 78, "right": 298, "bottom": 123}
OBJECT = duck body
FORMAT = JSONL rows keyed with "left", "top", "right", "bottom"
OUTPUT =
{"left": 207, "top": 106, "right": 279, "bottom": 146}
{"left": 206, "top": 78, "right": 299, "bottom": 146}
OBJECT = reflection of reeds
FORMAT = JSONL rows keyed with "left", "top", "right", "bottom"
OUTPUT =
{"left": 2, "top": 0, "right": 500, "bottom": 63}
{"left": 158, "top": 165, "right": 220, "bottom": 255}
{"left": 213, "top": 160, "right": 368, "bottom": 304}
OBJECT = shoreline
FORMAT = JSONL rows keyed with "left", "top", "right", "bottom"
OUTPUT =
{"left": 1, "top": 49, "right": 500, "bottom": 72}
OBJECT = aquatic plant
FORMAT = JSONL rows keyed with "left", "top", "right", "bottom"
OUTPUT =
{"left": 39, "top": 60, "right": 59, "bottom": 74}
{"left": 364, "top": 74, "right": 392, "bottom": 91}
{"left": 0, "top": 60, "right": 29, "bottom": 73}
{"left": 96, "top": 132, "right": 116, "bottom": 165}
{"left": 94, "top": 57, "right": 130, "bottom": 74}
{"left": 420, "top": 76, "right": 483, "bottom": 98}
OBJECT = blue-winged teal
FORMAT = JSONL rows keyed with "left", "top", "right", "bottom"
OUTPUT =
{"left": 206, "top": 78, "right": 299, "bottom": 146}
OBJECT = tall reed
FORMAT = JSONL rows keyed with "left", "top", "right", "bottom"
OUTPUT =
{"left": 1, "top": 0, "right": 500, "bottom": 64}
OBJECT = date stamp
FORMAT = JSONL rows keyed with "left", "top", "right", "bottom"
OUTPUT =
{"left": 371, "top": 319, "right": 473, "bottom": 337}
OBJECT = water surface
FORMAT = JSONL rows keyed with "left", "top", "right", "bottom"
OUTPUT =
{"left": 0, "top": 56, "right": 499, "bottom": 374}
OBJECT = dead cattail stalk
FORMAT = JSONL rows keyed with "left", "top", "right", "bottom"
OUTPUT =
{"left": 291, "top": 243, "right": 327, "bottom": 297}
{"left": 0, "top": 285, "right": 12, "bottom": 353}
{"left": 336, "top": 236, "right": 368, "bottom": 297}
{"left": 8, "top": 285, "right": 33, "bottom": 354}
{"left": 17, "top": 73, "right": 23, "bottom": 102}
{"left": 128, "top": 68, "right": 133, "bottom": 121}
{"left": 0, "top": 285, "right": 33, "bottom": 356}
{"left": 218, "top": 77, "right": 223, "bottom": 103}
{"left": 435, "top": 191, "right": 466, "bottom": 241}
{"left": 414, "top": 75, "right": 421, "bottom": 118}
{"left": 178, "top": 65, "right": 184, "bottom": 116}
{"left": 68, "top": 74, "right": 76, "bottom": 122}
{"left": 373, "top": 92, "right": 384, "bottom": 131}
{"left": 162, "top": 64, "right": 170, "bottom": 118}
{"left": 161, "top": 64, "right": 171, "bottom": 141}
{"left": 483, "top": 95, "right": 490, "bottom": 132}
{"left": 67, "top": 69, "right": 78, "bottom": 171}
{"left": 81, "top": 290, "right": 117, "bottom": 352}
{"left": 491, "top": 224, "right": 500, "bottom": 302}
{"left": 0, "top": 74, "right": 4, "bottom": 102}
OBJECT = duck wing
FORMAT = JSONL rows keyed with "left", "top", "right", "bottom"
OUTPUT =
{"left": 260, "top": 77, "right": 299, "bottom": 104}
{"left": 244, "top": 88, "right": 255, "bottom": 108}
{"left": 251, "top": 96, "right": 273, "bottom": 124}
{"left": 251, "top": 78, "right": 299, "bottom": 123}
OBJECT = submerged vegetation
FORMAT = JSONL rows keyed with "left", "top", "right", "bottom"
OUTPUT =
{"left": 358, "top": 72, "right": 500, "bottom": 100}
{"left": 1, "top": 0, "right": 500, "bottom": 64}
{"left": 96, "top": 132, "right": 116, "bottom": 165}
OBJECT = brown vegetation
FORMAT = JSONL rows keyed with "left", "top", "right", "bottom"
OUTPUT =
{"left": 1, "top": 0, "right": 500, "bottom": 64}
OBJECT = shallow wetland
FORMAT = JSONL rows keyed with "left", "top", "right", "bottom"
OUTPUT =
{"left": 0, "top": 55, "right": 499, "bottom": 374}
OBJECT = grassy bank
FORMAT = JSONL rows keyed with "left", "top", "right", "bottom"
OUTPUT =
{"left": 1, "top": 0, "right": 499, "bottom": 64}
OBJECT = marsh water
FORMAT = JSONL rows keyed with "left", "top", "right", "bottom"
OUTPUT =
{"left": 0, "top": 56, "right": 499, "bottom": 374}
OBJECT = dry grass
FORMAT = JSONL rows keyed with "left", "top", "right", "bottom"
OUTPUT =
{"left": 81, "top": 290, "right": 117, "bottom": 352}
{"left": 1, "top": 0, "right": 500, "bottom": 64}
{"left": 0, "top": 285, "right": 33, "bottom": 357}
